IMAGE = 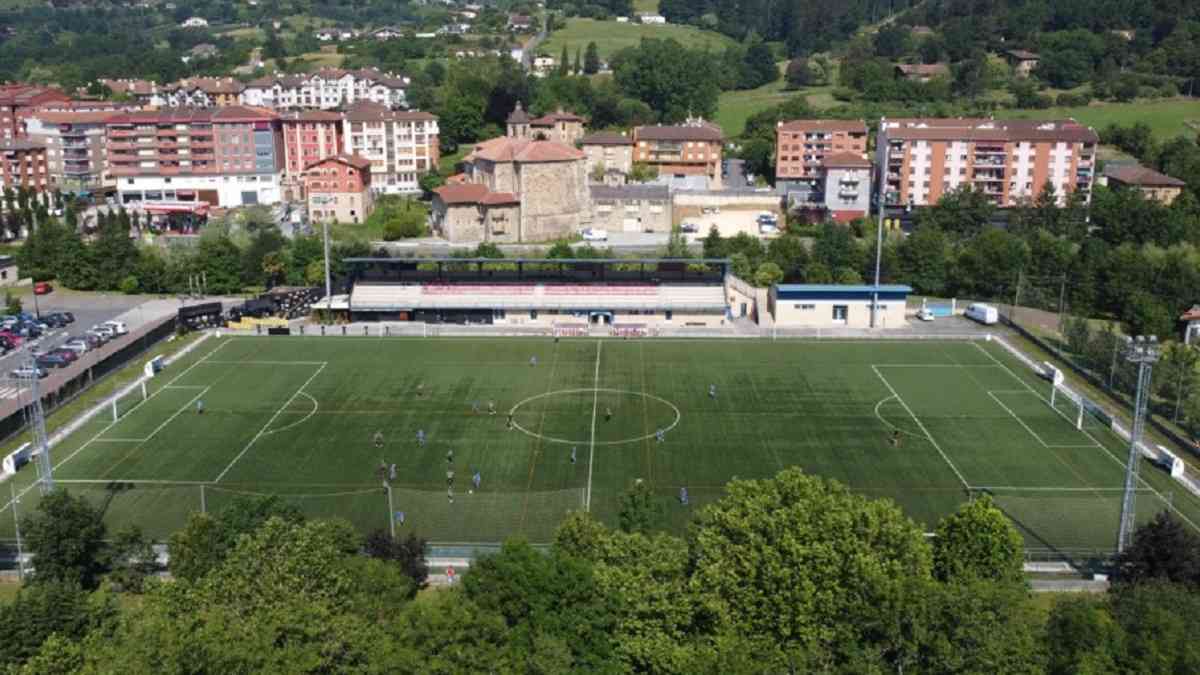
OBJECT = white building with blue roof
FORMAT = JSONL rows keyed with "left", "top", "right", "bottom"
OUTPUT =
{"left": 770, "top": 284, "right": 912, "bottom": 329}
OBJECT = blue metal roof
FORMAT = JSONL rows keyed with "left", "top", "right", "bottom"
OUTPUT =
{"left": 774, "top": 284, "right": 913, "bottom": 294}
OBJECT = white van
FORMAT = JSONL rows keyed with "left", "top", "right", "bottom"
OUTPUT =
{"left": 965, "top": 303, "right": 999, "bottom": 325}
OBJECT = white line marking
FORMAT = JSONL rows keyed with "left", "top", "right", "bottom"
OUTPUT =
{"left": 262, "top": 391, "right": 319, "bottom": 436}
{"left": 972, "top": 341, "right": 1200, "bottom": 534}
{"left": 871, "top": 365, "right": 970, "bottom": 490}
{"left": 101, "top": 386, "right": 211, "bottom": 478}
{"left": 162, "top": 385, "right": 208, "bottom": 390}
{"left": 92, "top": 438, "right": 150, "bottom": 443}
{"left": 585, "top": 340, "right": 601, "bottom": 512}
{"left": 205, "top": 360, "right": 328, "bottom": 365}
{"left": 972, "top": 486, "right": 1134, "bottom": 493}
{"left": 987, "top": 391, "right": 1100, "bottom": 449}
{"left": 214, "top": 362, "right": 327, "bottom": 483}
{"left": 50, "top": 338, "right": 230, "bottom": 473}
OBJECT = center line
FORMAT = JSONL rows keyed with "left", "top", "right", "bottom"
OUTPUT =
{"left": 585, "top": 339, "right": 602, "bottom": 511}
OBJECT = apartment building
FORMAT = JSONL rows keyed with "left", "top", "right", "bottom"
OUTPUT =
{"left": 580, "top": 131, "right": 634, "bottom": 183}
{"left": 99, "top": 79, "right": 164, "bottom": 107}
{"left": 241, "top": 69, "right": 408, "bottom": 110}
{"left": 106, "top": 106, "right": 285, "bottom": 208}
{"left": 304, "top": 154, "right": 374, "bottom": 224}
{"left": 342, "top": 102, "right": 438, "bottom": 194}
{"left": 633, "top": 119, "right": 723, "bottom": 189}
{"left": 877, "top": 118, "right": 1098, "bottom": 207}
{"left": 0, "top": 84, "right": 71, "bottom": 142}
{"left": 162, "top": 78, "right": 246, "bottom": 108}
{"left": 0, "top": 141, "right": 49, "bottom": 191}
{"left": 25, "top": 111, "right": 114, "bottom": 193}
{"left": 774, "top": 120, "right": 869, "bottom": 187}
{"left": 280, "top": 110, "right": 345, "bottom": 201}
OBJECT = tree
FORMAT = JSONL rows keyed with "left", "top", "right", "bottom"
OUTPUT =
{"left": 665, "top": 225, "right": 689, "bottom": 258}
{"left": 574, "top": 46, "right": 582, "bottom": 75}
{"left": 462, "top": 539, "right": 618, "bottom": 670}
{"left": 687, "top": 468, "right": 931, "bottom": 663}
{"left": 584, "top": 42, "right": 601, "bottom": 75}
{"left": 612, "top": 38, "right": 720, "bottom": 121}
{"left": 932, "top": 495, "right": 1025, "bottom": 585}
{"left": 898, "top": 225, "right": 949, "bottom": 295}
{"left": 753, "top": 261, "right": 784, "bottom": 287}
{"left": 4, "top": 291, "right": 21, "bottom": 316}
{"left": 21, "top": 490, "right": 107, "bottom": 589}
{"left": 559, "top": 44, "right": 570, "bottom": 77}
{"left": 0, "top": 581, "right": 111, "bottom": 669}
{"left": 917, "top": 185, "right": 995, "bottom": 239}
{"left": 1113, "top": 511, "right": 1200, "bottom": 587}
{"left": 363, "top": 529, "right": 429, "bottom": 591}
{"left": 617, "top": 479, "right": 661, "bottom": 534}
{"left": 169, "top": 495, "right": 304, "bottom": 582}
{"left": 785, "top": 57, "right": 812, "bottom": 88}
{"left": 1044, "top": 595, "right": 1123, "bottom": 674}
{"left": 742, "top": 41, "right": 779, "bottom": 89}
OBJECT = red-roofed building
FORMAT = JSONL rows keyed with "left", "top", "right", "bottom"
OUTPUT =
{"left": 1103, "top": 163, "right": 1186, "bottom": 205}
{"left": 507, "top": 104, "right": 586, "bottom": 145}
{"left": 633, "top": 118, "right": 724, "bottom": 188}
{"left": 342, "top": 101, "right": 439, "bottom": 194}
{"left": 1182, "top": 306, "right": 1200, "bottom": 345}
{"left": 431, "top": 131, "right": 590, "bottom": 243}
{"left": 25, "top": 110, "right": 116, "bottom": 193}
{"left": 106, "top": 106, "right": 286, "bottom": 207}
{"left": 280, "top": 110, "right": 345, "bottom": 201}
{"left": 0, "top": 84, "right": 70, "bottom": 142}
{"left": 877, "top": 117, "right": 1099, "bottom": 208}
{"left": 304, "top": 154, "right": 374, "bottom": 224}
{"left": 774, "top": 119, "right": 868, "bottom": 186}
{"left": 0, "top": 141, "right": 48, "bottom": 191}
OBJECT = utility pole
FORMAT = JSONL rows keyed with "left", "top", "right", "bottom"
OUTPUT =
{"left": 385, "top": 482, "right": 395, "bottom": 539}
{"left": 870, "top": 117, "right": 886, "bottom": 329}
{"left": 322, "top": 216, "right": 332, "bottom": 312}
{"left": 1117, "top": 335, "right": 1160, "bottom": 553}
{"left": 10, "top": 482, "right": 22, "bottom": 583}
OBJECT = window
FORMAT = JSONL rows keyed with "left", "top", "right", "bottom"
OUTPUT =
{"left": 665, "top": 310, "right": 673, "bottom": 321}
{"left": 793, "top": 304, "right": 815, "bottom": 310}
{"left": 832, "top": 305, "right": 848, "bottom": 323}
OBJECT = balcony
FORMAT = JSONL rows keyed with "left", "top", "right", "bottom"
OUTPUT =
{"left": 108, "top": 128, "right": 137, "bottom": 138}
{"left": 839, "top": 176, "right": 860, "bottom": 185}
{"left": 838, "top": 188, "right": 859, "bottom": 198}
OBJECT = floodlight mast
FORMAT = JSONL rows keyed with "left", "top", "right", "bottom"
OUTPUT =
{"left": 870, "top": 118, "right": 887, "bottom": 329}
{"left": 1117, "top": 335, "right": 1160, "bottom": 553}
{"left": 28, "top": 358, "right": 53, "bottom": 494}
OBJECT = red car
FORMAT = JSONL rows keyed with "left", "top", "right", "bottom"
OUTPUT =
{"left": 33, "top": 282, "right": 52, "bottom": 295}
{"left": 0, "top": 331, "right": 23, "bottom": 347}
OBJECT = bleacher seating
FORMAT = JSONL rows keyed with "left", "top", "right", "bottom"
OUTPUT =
{"left": 544, "top": 284, "right": 658, "bottom": 296}
{"left": 553, "top": 323, "right": 589, "bottom": 337}
{"left": 424, "top": 284, "right": 536, "bottom": 295}
{"left": 350, "top": 284, "right": 423, "bottom": 310}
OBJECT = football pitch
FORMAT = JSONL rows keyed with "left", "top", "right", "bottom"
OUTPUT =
{"left": 4, "top": 335, "right": 1199, "bottom": 557}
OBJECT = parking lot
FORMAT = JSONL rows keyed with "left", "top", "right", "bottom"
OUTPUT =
{"left": 0, "top": 289, "right": 163, "bottom": 386}
{"left": 679, "top": 207, "right": 783, "bottom": 242}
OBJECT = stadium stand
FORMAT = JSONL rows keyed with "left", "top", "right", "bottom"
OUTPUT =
{"left": 343, "top": 258, "right": 732, "bottom": 327}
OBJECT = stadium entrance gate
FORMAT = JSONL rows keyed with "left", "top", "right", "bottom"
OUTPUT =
{"left": 588, "top": 311, "right": 613, "bottom": 325}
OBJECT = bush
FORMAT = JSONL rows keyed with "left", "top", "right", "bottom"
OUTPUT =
{"left": 1055, "top": 91, "right": 1092, "bottom": 107}
{"left": 118, "top": 275, "right": 139, "bottom": 294}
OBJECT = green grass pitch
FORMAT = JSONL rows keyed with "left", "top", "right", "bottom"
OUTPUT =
{"left": 3, "top": 336, "right": 1198, "bottom": 557}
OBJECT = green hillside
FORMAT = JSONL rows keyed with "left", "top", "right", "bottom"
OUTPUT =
{"left": 540, "top": 17, "right": 734, "bottom": 62}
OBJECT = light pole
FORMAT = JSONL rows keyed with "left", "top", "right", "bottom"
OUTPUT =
{"left": 870, "top": 118, "right": 886, "bottom": 329}
{"left": 10, "top": 482, "right": 22, "bottom": 583}
{"left": 1117, "top": 335, "right": 1160, "bottom": 553}
{"left": 321, "top": 215, "right": 332, "bottom": 314}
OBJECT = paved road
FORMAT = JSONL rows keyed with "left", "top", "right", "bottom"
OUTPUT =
{"left": 724, "top": 158, "right": 749, "bottom": 189}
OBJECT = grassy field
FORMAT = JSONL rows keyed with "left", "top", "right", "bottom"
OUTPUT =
{"left": 1001, "top": 98, "right": 1200, "bottom": 140}
{"left": 540, "top": 18, "right": 734, "bottom": 61}
{"left": 1, "top": 335, "right": 1196, "bottom": 559}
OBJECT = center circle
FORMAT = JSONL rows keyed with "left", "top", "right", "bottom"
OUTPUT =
{"left": 509, "top": 388, "right": 682, "bottom": 445}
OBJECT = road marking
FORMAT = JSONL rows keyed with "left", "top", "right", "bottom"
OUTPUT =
{"left": 214, "top": 362, "right": 327, "bottom": 483}
{"left": 871, "top": 365, "right": 970, "bottom": 490}
{"left": 585, "top": 340, "right": 601, "bottom": 512}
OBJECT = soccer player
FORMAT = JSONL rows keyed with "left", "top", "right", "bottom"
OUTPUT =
{"left": 605, "top": 407, "right": 612, "bottom": 422}
{"left": 416, "top": 429, "right": 425, "bottom": 447}
{"left": 446, "top": 447, "right": 454, "bottom": 463}
{"left": 373, "top": 431, "right": 385, "bottom": 449}
{"left": 417, "top": 381, "right": 425, "bottom": 397}
{"left": 472, "top": 470, "right": 481, "bottom": 490}
{"left": 446, "top": 469, "right": 455, "bottom": 487}
{"left": 530, "top": 355, "right": 537, "bottom": 367}
{"left": 488, "top": 400, "right": 496, "bottom": 416}
{"left": 447, "top": 486, "right": 454, "bottom": 503}
{"left": 709, "top": 384, "right": 717, "bottom": 399}
{"left": 680, "top": 487, "right": 689, "bottom": 505}
{"left": 570, "top": 446, "right": 577, "bottom": 464}
{"left": 471, "top": 400, "right": 480, "bottom": 414}
{"left": 389, "top": 463, "right": 397, "bottom": 482}
{"left": 196, "top": 399, "right": 204, "bottom": 415}
{"left": 891, "top": 429, "right": 902, "bottom": 448}
{"left": 506, "top": 412, "right": 514, "bottom": 430}
{"left": 656, "top": 428, "right": 665, "bottom": 443}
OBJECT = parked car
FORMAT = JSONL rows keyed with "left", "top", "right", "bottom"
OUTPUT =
{"left": 91, "top": 324, "right": 116, "bottom": 339}
{"left": 77, "top": 333, "right": 102, "bottom": 349}
{"left": 35, "top": 353, "right": 69, "bottom": 369}
{"left": 49, "top": 348, "right": 78, "bottom": 363}
{"left": 41, "top": 314, "right": 68, "bottom": 328}
{"left": 56, "top": 311, "right": 75, "bottom": 324}
{"left": 680, "top": 222, "right": 700, "bottom": 233}
{"left": 0, "top": 336, "right": 14, "bottom": 352}
{"left": 916, "top": 308, "right": 935, "bottom": 322}
{"left": 581, "top": 228, "right": 608, "bottom": 242}
{"left": 61, "top": 339, "right": 89, "bottom": 356}
{"left": 33, "top": 282, "right": 52, "bottom": 295}
{"left": 102, "top": 320, "right": 129, "bottom": 335}
{"left": 0, "top": 331, "right": 23, "bottom": 347}
{"left": 10, "top": 365, "right": 47, "bottom": 379}
{"left": 965, "top": 303, "right": 999, "bottom": 325}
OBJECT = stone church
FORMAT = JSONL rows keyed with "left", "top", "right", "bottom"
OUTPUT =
{"left": 431, "top": 103, "right": 591, "bottom": 243}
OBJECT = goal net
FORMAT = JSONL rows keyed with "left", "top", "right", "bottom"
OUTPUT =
{"left": 111, "top": 382, "right": 149, "bottom": 421}
{"left": 1049, "top": 382, "right": 1112, "bottom": 433}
